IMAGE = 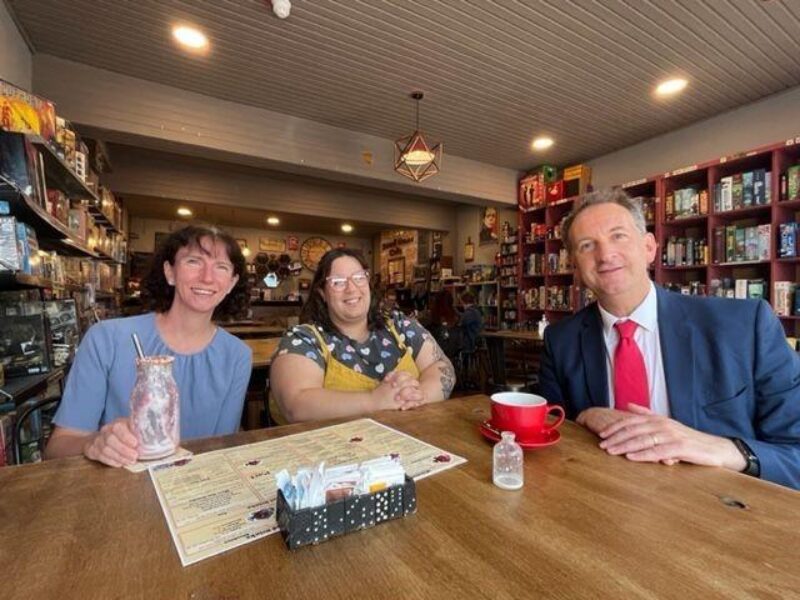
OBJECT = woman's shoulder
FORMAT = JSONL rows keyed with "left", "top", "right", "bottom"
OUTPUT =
{"left": 214, "top": 327, "right": 253, "bottom": 358}
{"left": 386, "top": 309, "right": 424, "bottom": 331}
{"left": 88, "top": 312, "right": 155, "bottom": 338}
{"left": 281, "top": 323, "right": 326, "bottom": 346}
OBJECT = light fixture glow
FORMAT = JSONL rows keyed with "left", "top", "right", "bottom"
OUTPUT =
{"left": 267, "top": 216, "right": 280, "bottom": 225}
{"left": 655, "top": 78, "right": 688, "bottom": 97}
{"left": 177, "top": 207, "right": 193, "bottom": 217}
{"left": 241, "top": 247, "right": 251, "bottom": 257}
{"left": 341, "top": 224, "right": 354, "bottom": 233}
{"left": 172, "top": 25, "right": 208, "bottom": 50}
{"left": 394, "top": 91, "right": 442, "bottom": 182}
{"left": 531, "top": 137, "right": 554, "bottom": 151}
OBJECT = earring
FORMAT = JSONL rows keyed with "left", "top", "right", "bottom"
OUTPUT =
{"left": 167, "top": 279, "right": 175, "bottom": 286}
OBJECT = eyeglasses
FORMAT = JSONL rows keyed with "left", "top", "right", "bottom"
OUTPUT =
{"left": 326, "top": 270, "right": 370, "bottom": 291}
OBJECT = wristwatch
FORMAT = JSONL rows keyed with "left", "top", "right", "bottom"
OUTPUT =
{"left": 730, "top": 437, "right": 761, "bottom": 478}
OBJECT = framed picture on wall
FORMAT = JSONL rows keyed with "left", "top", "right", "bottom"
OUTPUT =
{"left": 465, "top": 236, "right": 475, "bottom": 262}
{"left": 259, "top": 237, "right": 286, "bottom": 253}
{"left": 388, "top": 257, "right": 405, "bottom": 285}
{"left": 479, "top": 207, "right": 498, "bottom": 245}
{"left": 235, "top": 239, "right": 248, "bottom": 250}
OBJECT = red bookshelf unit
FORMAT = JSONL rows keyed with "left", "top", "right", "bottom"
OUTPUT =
{"left": 516, "top": 134, "right": 800, "bottom": 338}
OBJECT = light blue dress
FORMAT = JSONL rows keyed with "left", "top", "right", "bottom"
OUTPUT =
{"left": 54, "top": 313, "right": 252, "bottom": 439}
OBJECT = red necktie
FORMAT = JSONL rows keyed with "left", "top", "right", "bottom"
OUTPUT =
{"left": 613, "top": 320, "right": 649, "bottom": 411}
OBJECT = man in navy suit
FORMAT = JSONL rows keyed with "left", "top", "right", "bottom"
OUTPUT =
{"left": 539, "top": 188, "right": 800, "bottom": 489}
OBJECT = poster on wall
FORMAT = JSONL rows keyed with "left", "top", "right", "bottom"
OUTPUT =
{"left": 388, "top": 257, "right": 405, "bottom": 285}
{"left": 479, "top": 207, "right": 498, "bottom": 245}
{"left": 464, "top": 236, "right": 475, "bottom": 262}
{"left": 286, "top": 235, "right": 299, "bottom": 251}
{"left": 259, "top": 238, "right": 286, "bottom": 253}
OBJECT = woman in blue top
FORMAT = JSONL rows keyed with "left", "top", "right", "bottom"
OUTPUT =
{"left": 45, "top": 226, "right": 252, "bottom": 467}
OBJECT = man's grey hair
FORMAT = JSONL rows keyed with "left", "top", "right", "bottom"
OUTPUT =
{"left": 561, "top": 188, "right": 647, "bottom": 252}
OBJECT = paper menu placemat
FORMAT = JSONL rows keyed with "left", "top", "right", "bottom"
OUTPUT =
{"left": 149, "top": 418, "right": 467, "bottom": 566}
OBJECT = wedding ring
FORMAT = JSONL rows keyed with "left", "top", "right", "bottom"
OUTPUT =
{"left": 651, "top": 434, "right": 659, "bottom": 447}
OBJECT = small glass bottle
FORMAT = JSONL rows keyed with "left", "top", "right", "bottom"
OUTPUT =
{"left": 493, "top": 431, "right": 524, "bottom": 490}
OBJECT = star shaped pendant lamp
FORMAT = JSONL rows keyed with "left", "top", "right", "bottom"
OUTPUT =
{"left": 394, "top": 91, "right": 443, "bottom": 182}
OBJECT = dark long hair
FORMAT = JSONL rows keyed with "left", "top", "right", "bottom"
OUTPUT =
{"left": 142, "top": 225, "right": 250, "bottom": 320}
{"left": 300, "top": 248, "right": 385, "bottom": 333}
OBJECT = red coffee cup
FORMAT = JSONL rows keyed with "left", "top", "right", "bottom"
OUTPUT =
{"left": 490, "top": 392, "right": 565, "bottom": 442}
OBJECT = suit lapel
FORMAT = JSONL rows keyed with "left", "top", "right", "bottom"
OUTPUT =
{"left": 656, "top": 288, "right": 697, "bottom": 427}
{"left": 580, "top": 304, "right": 609, "bottom": 409}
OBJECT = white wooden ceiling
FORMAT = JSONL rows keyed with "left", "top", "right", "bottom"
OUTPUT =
{"left": 8, "top": 0, "right": 800, "bottom": 170}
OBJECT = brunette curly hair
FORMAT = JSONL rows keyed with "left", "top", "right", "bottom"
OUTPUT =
{"left": 142, "top": 225, "right": 250, "bottom": 320}
{"left": 300, "top": 248, "right": 385, "bottom": 333}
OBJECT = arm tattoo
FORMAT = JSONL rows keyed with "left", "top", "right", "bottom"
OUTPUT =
{"left": 430, "top": 339, "right": 456, "bottom": 399}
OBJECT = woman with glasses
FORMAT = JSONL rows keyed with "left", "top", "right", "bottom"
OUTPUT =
{"left": 270, "top": 248, "right": 455, "bottom": 423}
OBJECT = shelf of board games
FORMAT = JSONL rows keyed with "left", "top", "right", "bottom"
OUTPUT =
{"left": 1, "top": 129, "right": 127, "bottom": 303}
{"left": 516, "top": 135, "right": 800, "bottom": 336}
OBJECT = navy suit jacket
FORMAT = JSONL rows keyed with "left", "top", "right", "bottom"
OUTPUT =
{"left": 539, "top": 287, "right": 800, "bottom": 489}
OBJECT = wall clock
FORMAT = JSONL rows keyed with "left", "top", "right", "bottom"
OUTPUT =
{"left": 300, "top": 236, "right": 332, "bottom": 271}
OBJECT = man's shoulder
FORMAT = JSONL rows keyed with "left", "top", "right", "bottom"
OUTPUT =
{"left": 658, "top": 288, "right": 762, "bottom": 323}
{"left": 547, "top": 303, "right": 597, "bottom": 336}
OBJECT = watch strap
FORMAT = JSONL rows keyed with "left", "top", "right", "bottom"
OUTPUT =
{"left": 730, "top": 437, "right": 761, "bottom": 478}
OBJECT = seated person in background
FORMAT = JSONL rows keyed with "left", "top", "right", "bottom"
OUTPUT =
{"left": 459, "top": 291, "right": 484, "bottom": 353}
{"left": 426, "top": 290, "right": 462, "bottom": 365}
{"left": 429, "top": 290, "right": 458, "bottom": 328}
{"left": 539, "top": 188, "right": 800, "bottom": 489}
{"left": 270, "top": 249, "right": 455, "bottom": 423}
{"left": 45, "top": 226, "right": 253, "bottom": 467}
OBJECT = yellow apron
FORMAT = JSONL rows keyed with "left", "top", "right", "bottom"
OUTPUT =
{"left": 269, "top": 320, "right": 420, "bottom": 424}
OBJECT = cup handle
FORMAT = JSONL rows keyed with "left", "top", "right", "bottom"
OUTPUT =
{"left": 544, "top": 405, "right": 565, "bottom": 431}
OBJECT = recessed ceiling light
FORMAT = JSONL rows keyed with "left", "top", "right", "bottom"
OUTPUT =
{"left": 266, "top": 216, "right": 280, "bottom": 225}
{"left": 341, "top": 224, "right": 354, "bottom": 233}
{"left": 531, "top": 137, "right": 554, "bottom": 151}
{"left": 655, "top": 78, "right": 688, "bottom": 97}
{"left": 172, "top": 25, "right": 208, "bottom": 51}
{"left": 177, "top": 207, "right": 193, "bottom": 217}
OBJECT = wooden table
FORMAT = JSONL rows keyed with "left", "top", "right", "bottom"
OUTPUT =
{"left": 2, "top": 396, "right": 798, "bottom": 599}
{"left": 244, "top": 337, "right": 281, "bottom": 368}
{"left": 482, "top": 329, "right": 543, "bottom": 342}
{"left": 481, "top": 330, "right": 542, "bottom": 388}
{"left": 222, "top": 322, "right": 285, "bottom": 338}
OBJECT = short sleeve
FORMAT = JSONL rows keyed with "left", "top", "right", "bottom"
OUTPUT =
{"left": 53, "top": 322, "right": 111, "bottom": 432}
{"left": 390, "top": 311, "right": 429, "bottom": 359}
{"left": 275, "top": 325, "right": 326, "bottom": 369}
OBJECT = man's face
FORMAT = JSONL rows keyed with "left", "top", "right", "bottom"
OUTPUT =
{"left": 569, "top": 203, "right": 656, "bottom": 306}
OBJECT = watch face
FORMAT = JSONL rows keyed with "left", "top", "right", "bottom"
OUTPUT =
{"left": 300, "top": 237, "right": 332, "bottom": 271}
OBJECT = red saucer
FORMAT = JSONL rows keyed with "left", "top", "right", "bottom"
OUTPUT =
{"left": 478, "top": 421, "right": 561, "bottom": 449}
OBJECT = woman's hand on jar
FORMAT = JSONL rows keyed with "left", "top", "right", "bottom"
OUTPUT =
{"left": 83, "top": 417, "right": 139, "bottom": 467}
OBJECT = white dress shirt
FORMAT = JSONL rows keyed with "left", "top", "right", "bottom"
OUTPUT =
{"left": 598, "top": 282, "right": 670, "bottom": 416}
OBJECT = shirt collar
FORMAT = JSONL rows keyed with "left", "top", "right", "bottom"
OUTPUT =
{"left": 598, "top": 281, "right": 658, "bottom": 335}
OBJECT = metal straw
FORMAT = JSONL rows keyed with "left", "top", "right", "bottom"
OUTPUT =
{"left": 131, "top": 333, "right": 145, "bottom": 360}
